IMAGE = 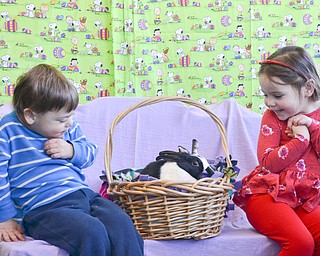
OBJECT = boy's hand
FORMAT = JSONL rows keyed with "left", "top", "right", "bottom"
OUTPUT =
{"left": 0, "top": 219, "right": 25, "bottom": 242}
{"left": 44, "top": 139, "right": 74, "bottom": 159}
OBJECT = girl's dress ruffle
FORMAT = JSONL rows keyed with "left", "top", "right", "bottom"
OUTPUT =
{"left": 233, "top": 167, "right": 320, "bottom": 212}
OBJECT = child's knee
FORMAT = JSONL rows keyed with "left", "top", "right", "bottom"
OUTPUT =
{"left": 281, "top": 231, "right": 314, "bottom": 256}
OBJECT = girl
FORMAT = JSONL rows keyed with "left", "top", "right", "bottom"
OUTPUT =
{"left": 233, "top": 46, "right": 320, "bottom": 256}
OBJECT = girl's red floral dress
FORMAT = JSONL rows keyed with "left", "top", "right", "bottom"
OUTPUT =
{"left": 233, "top": 108, "right": 320, "bottom": 212}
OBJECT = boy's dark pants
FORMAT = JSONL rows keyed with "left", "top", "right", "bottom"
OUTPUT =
{"left": 22, "top": 189, "right": 144, "bottom": 256}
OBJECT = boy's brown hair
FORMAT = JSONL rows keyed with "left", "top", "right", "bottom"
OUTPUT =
{"left": 13, "top": 64, "right": 79, "bottom": 118}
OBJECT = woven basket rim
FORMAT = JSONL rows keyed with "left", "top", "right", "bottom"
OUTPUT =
{"left": 104, "top": 96, "right": 232, "bottom": 183}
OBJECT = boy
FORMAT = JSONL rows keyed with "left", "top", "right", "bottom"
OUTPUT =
{"left": 0, "top": 64, "right": 144, "bottom": 256}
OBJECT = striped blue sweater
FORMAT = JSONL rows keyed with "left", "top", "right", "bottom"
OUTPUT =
{"left": 0, "top": 111, "right": 97, "bottom": 222}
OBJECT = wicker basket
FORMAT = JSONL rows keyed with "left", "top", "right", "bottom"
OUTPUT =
{"left": 104, "top": 96, "right": 234, "bottom": 240}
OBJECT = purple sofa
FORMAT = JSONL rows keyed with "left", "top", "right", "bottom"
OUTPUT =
{"left": 0, "top": 97, "right": 280, "bottom": 256}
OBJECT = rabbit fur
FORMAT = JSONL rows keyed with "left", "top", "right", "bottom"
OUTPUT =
{"left": 140, "top": 139, "right": 214, "bottom": 182}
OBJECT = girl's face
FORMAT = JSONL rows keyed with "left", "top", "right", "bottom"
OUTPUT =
{"left": 26, "top": 107, "right": 74, "bottom": 139}
{"left": 259, "top": 74, "right": 310, "bottom": 120}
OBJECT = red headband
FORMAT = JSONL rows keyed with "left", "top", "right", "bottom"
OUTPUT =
{"left": 259, "top": 60, "right": 308, "bottom": 80}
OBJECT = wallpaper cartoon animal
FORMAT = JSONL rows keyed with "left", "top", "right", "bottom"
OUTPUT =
{"left": 0, "top": 0, "right": 319, "bottom": 113}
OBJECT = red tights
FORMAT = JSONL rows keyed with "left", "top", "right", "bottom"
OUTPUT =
{"left": 244, "top": 194, "right": 320, "bottom": 256}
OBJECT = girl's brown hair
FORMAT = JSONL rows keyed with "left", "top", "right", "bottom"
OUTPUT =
{"left": 258, "top": 46, "right": 320, "bottom": 101}
{"left": 13, "top": 64, "right": 79, "bottom": 118}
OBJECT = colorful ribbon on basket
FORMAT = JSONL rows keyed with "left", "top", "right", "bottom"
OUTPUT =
{"left": 207, "top": 155, "right": 240, "bottom": 179}
{"left": 100, "top": 155, "right": 240, "bottom": 183}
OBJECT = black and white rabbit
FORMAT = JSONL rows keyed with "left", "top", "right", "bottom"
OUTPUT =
{"left": 140, "top": 139, "right": 214, "bottom": 182}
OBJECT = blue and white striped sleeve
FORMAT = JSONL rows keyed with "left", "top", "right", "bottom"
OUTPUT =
{"left": 67, "top": 119, "right": 98, "bottom": 169}
{"left": 0, "top": 131, "right": 17, "bottom": 222}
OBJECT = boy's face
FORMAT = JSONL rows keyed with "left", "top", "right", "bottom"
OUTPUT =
{"left": 25, "top": 107, "right": 74, "bottom": 139}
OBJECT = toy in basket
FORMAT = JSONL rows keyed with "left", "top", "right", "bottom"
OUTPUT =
{"left": 104, "top": 96, "right": 236, "bottom": 240}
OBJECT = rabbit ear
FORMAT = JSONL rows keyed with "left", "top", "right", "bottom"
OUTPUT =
{"left": 156, "top": 155, "right": 180, "bottom": 162}
{"left": 158, "top": 150, "right": 181, "bottom": 156}
{"left": 191, "top": 139, "right": 199, "bottom": 155}
{"left": 178, "top": 146, "right": 190, "bottom": 154}
{"left": 156, "top": 150, "right": 181, "bottom": 162}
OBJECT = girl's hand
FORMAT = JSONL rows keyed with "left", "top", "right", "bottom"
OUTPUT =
{"left": 44, "top": 139, "right": 74, "bottom": 159}
{"left": 0, "top": 219, "right": 25, "bottom": 242}
{"left": 289, "top": 125, "right": 310, "bottom": 141}
{"left": 285, "top": 115, "right": 311, "bottom": 141}
{"left": 287, "top": 114, "right": 312, "bottom": 128}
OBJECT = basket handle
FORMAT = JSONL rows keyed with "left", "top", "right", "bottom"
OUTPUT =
{"left": 104, "top": 96, "right": 232, "bottom": 183}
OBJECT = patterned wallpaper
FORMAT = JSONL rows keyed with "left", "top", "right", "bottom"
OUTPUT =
{"left": 0, "top": 0, "right": 319, "bottom": 113}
